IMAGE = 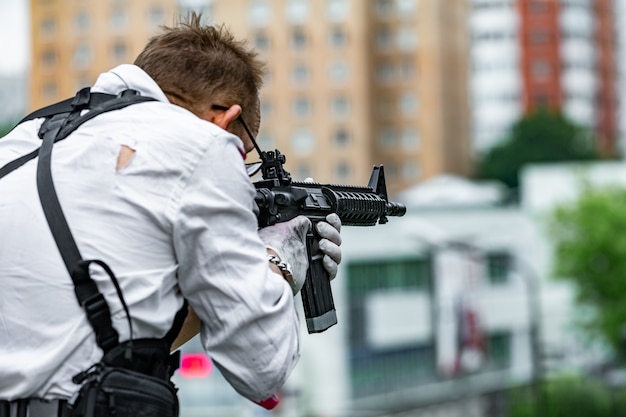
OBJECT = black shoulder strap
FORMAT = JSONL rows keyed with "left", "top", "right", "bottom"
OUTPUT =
{"left": 33, "top": 88, "right": 156, "bottom": 353}
{"left": 19, "top": 91, "right": 121, "bottom": 124}
{"left": 4, "top": 87, "right": 188, "bottom": 353}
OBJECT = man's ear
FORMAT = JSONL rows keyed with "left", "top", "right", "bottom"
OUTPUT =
{"left": 211, "top": 104, "right": 242, "bottom": 130}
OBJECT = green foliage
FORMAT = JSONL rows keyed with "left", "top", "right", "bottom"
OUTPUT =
{"left": 549, "top": 185, "right": 626, "bottom": 355}
{"left": 476, "top": 109, "right": 599, "bottom": 189}
{"left": 508, "top": 376, "right": 615, "bottom": 417}
{"left": 0, "top": 120, "right": 18, "bottom": 138}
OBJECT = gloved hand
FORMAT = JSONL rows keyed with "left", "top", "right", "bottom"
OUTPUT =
{"left": 258, "top": 215, "right": 311, "bottom": 294}
{"left": 315, "top": 213, "right": 342, "bottom": 280}
{"left": 302, "top": 178, "right": 343, "bottom": 281}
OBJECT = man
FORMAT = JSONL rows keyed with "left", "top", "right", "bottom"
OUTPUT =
{"left": 0, "top": 14, "right": 342, "bottom": 414}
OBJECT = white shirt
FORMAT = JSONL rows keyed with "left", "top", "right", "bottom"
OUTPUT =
{"left": 0, "top": 65, "right": 299, "bottom": 402}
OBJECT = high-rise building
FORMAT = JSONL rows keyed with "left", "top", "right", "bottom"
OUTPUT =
{"left": 470, "top": 0, "right": 619, "bottom": 156}
{"left": 0, "top": 75, "right": 27, "bottom": 125}
{"left": 29, "top": 0, "right": 472, "bottom": 193}
{"left": 209, "top": 0, "right": 472, "bottom": 193}
{"left": 29, "top": 0, "right": 179, "bottom": 110}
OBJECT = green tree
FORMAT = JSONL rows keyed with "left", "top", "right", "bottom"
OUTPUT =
{"left": 549, "top": 185, "right": 626, "bottom": 356}
{"left": 0, "top": 120, "right": 17, "bottom": 138}
{"left": 476, "top": 109, "right": 599, "bottom": 190}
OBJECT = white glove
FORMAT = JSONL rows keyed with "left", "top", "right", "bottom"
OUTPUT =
{"left": 258, "top": 215, "right": 311, "bottom": 294}
{"left": 301, "top": 178, "right": 343, "bottom": 281}
{"left": 316, "top": 213, "right": 342, "bottom": 280}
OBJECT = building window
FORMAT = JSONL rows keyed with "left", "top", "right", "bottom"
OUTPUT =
{"left": 286, "top": 0, "right": 309, "bottom": 24}
{"left": 486, "top": 332, "right": 512, "bottom": 370}
{"left": 74, "top": 11, "right": 90, "bottom": 32}
{"left": 397, "top": 0, "right": 418, "bottom": 15}
{"left": 330, "top": 95, "right": 349, "bottom": 117}
{"left": 329, "top": 26, "right": 347, "bottom": 48}
{"left": 400, "top": 127, "right": 419, "bottom": 150}
{"left": 374, "top": 0, "right": 394, "bottom": 17}
{"left": 254, "top": 31, "right": 270, "bottom": 51}
{"left": 402, "top": 161, "right": 420, "bottom": 179}
{"left": 326, "top": 0, "right": 348, "bottom": 22}
{"left": 399, "top": 58, "right": 416, "bottom": 80}
{"left": 74, "top": 44, "right": 92, "bottom": 69}
{"left": 530, "top": 30, "right": 550, "bottom": 44}
{"left": 41, "top": 49, "right": 57, "bottom": 67}
{"left": 529, "top": 1, "right": 548, "bottom": 12}
{"left": 397, "top": 26, "right": 417, "bottom": 51}
{"left": 111, "top": 42, "right": 128, "bottom": 62}
{"left": 295, "top": 164, "right": 312, "bottom": 180}
{"left": 292, "top": 64, "right": 310, "bottom": 85}
{"left": 376, "top": 26, "right": 394, "bottom": 50}
{"left": 291, "top": 27, "right": 307, "bottom": 49}
{"left": 292, "top": 96, "right": 311, "bottom": 117}
{"left": 42, "top": 82, "right": 58, "bottom": 99}
{"left": 385, "top": 162, "right": 399, "bottom": 179}
{"left": 249, "top": 0, "right": 271, "bottom": 27}
{"left": 149, "top": 6, "right": 165, "bottom": 27}
{"left": 532, "top": 60, "right": 551, "bottom": 80}
{"left": 348, "top": 258, "right": 431, "bottom": 294}
{"left": 333, "top": 128, "right": 349, "bottom": 147}
{"left": 347, "top": 258, "right": 435, "bottom": 398}
{"left": 335, "top": 162, "right": 350, "bottom": 180}
{"left": 292, "top": 128, "right": 314, "bottom": 155}
{"left": 377, "top": 62, "right": 394, "bottom": 83}
{"left": 487, "top": 251, "right": 512, "bottom": 285}
{"left": 329, "top": 61, "right": 349, "bottom": 83}
{"left": 378, "top": 97, "right": 393, "bottom": 117}
{"left": 379, "top": 127, "right": 396, "bottom": 149}
{"left": 40, "top": 17, "right": 56, "bottom": 36}
{"left": 110, "top": 8, "right": 128, "bottom": 31}
{"left": 399, "top": 92, "right": 419, "bottom": 117}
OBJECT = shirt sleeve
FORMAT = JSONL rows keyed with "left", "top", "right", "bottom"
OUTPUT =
{"left": 171, "top": 131, "right": 300, "bottom": 402}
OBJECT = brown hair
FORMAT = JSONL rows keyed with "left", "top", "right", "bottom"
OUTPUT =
{"left": 134, "top": 13, "right": 265, "bottom": 136}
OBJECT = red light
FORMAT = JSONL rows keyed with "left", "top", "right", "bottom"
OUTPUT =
{"left": 179, "top": 353, "right": 213, "bottom": 379}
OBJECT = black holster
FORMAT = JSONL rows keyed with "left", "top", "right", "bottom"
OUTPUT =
{"left": 70, "top": 340, "right": 181, "bottom": 417}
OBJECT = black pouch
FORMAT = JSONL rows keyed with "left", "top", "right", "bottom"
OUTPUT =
{"left": 70, "top": 366, "right": 179, "bottom": 417}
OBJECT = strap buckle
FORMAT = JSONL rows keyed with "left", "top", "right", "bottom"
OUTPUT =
{"left": 83, "top": 293, "right": 119, "bottom": 352}
{"left": 71, "top": 87, "right": 91, "bottom": 110}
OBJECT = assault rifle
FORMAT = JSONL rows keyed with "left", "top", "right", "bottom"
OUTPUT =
{"left": 253, "top": 150, "right": 406, "bottom": 334}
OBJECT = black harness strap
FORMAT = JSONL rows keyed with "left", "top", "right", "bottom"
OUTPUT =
{"left": 0, "top": 88, "right": 156, "bottom": 181}
{"left": 34, "top": 88, "right": 158, "bottom": 354}
{"left": 0, "top": 88, "right": 122, "bottom": 179}
{"left": 2, "top": 87, "right": 188, "bottom": 357}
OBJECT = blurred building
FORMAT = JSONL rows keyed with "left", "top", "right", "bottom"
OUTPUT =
{"left": 0, "top": 75, "right": 27, "bottom": 124}
{"left": 29, "top": 0, "right": 473, "bottom": 193}
{"left": 470, "top": 0, "right": 619, "bottom": 156}
{"left": 28, "top": 0, "right": 180, "bottom": 110}
{"left": 173, "top": 172, "right": 592, "bottom": 417}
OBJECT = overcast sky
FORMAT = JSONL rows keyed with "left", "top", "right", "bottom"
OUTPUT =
{"left": 0, "top": 0, "right": 30, "bottom": 76}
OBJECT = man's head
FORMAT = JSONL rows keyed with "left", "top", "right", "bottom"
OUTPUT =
{"left": 134, "top": 13, "right": 264, "bottom": 151}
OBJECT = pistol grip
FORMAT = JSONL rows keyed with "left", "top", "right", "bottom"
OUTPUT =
{"left": 301, "top": 225, "right": 337, "bottom": 333}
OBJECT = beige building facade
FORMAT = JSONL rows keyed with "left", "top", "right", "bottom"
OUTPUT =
{"left": 29, "top": 0, "right": 178, "bottom": 110}
{"left": 29, "top": 0, "right": 472, "bottom": 193}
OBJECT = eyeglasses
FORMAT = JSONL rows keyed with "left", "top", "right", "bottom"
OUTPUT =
{"left": 212, "top": 104, "right": 264, "bottom": 177}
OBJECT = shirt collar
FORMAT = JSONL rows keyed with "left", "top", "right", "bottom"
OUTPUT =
{"left": 90, "top": 64, "right": 170, "bottom": 104}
